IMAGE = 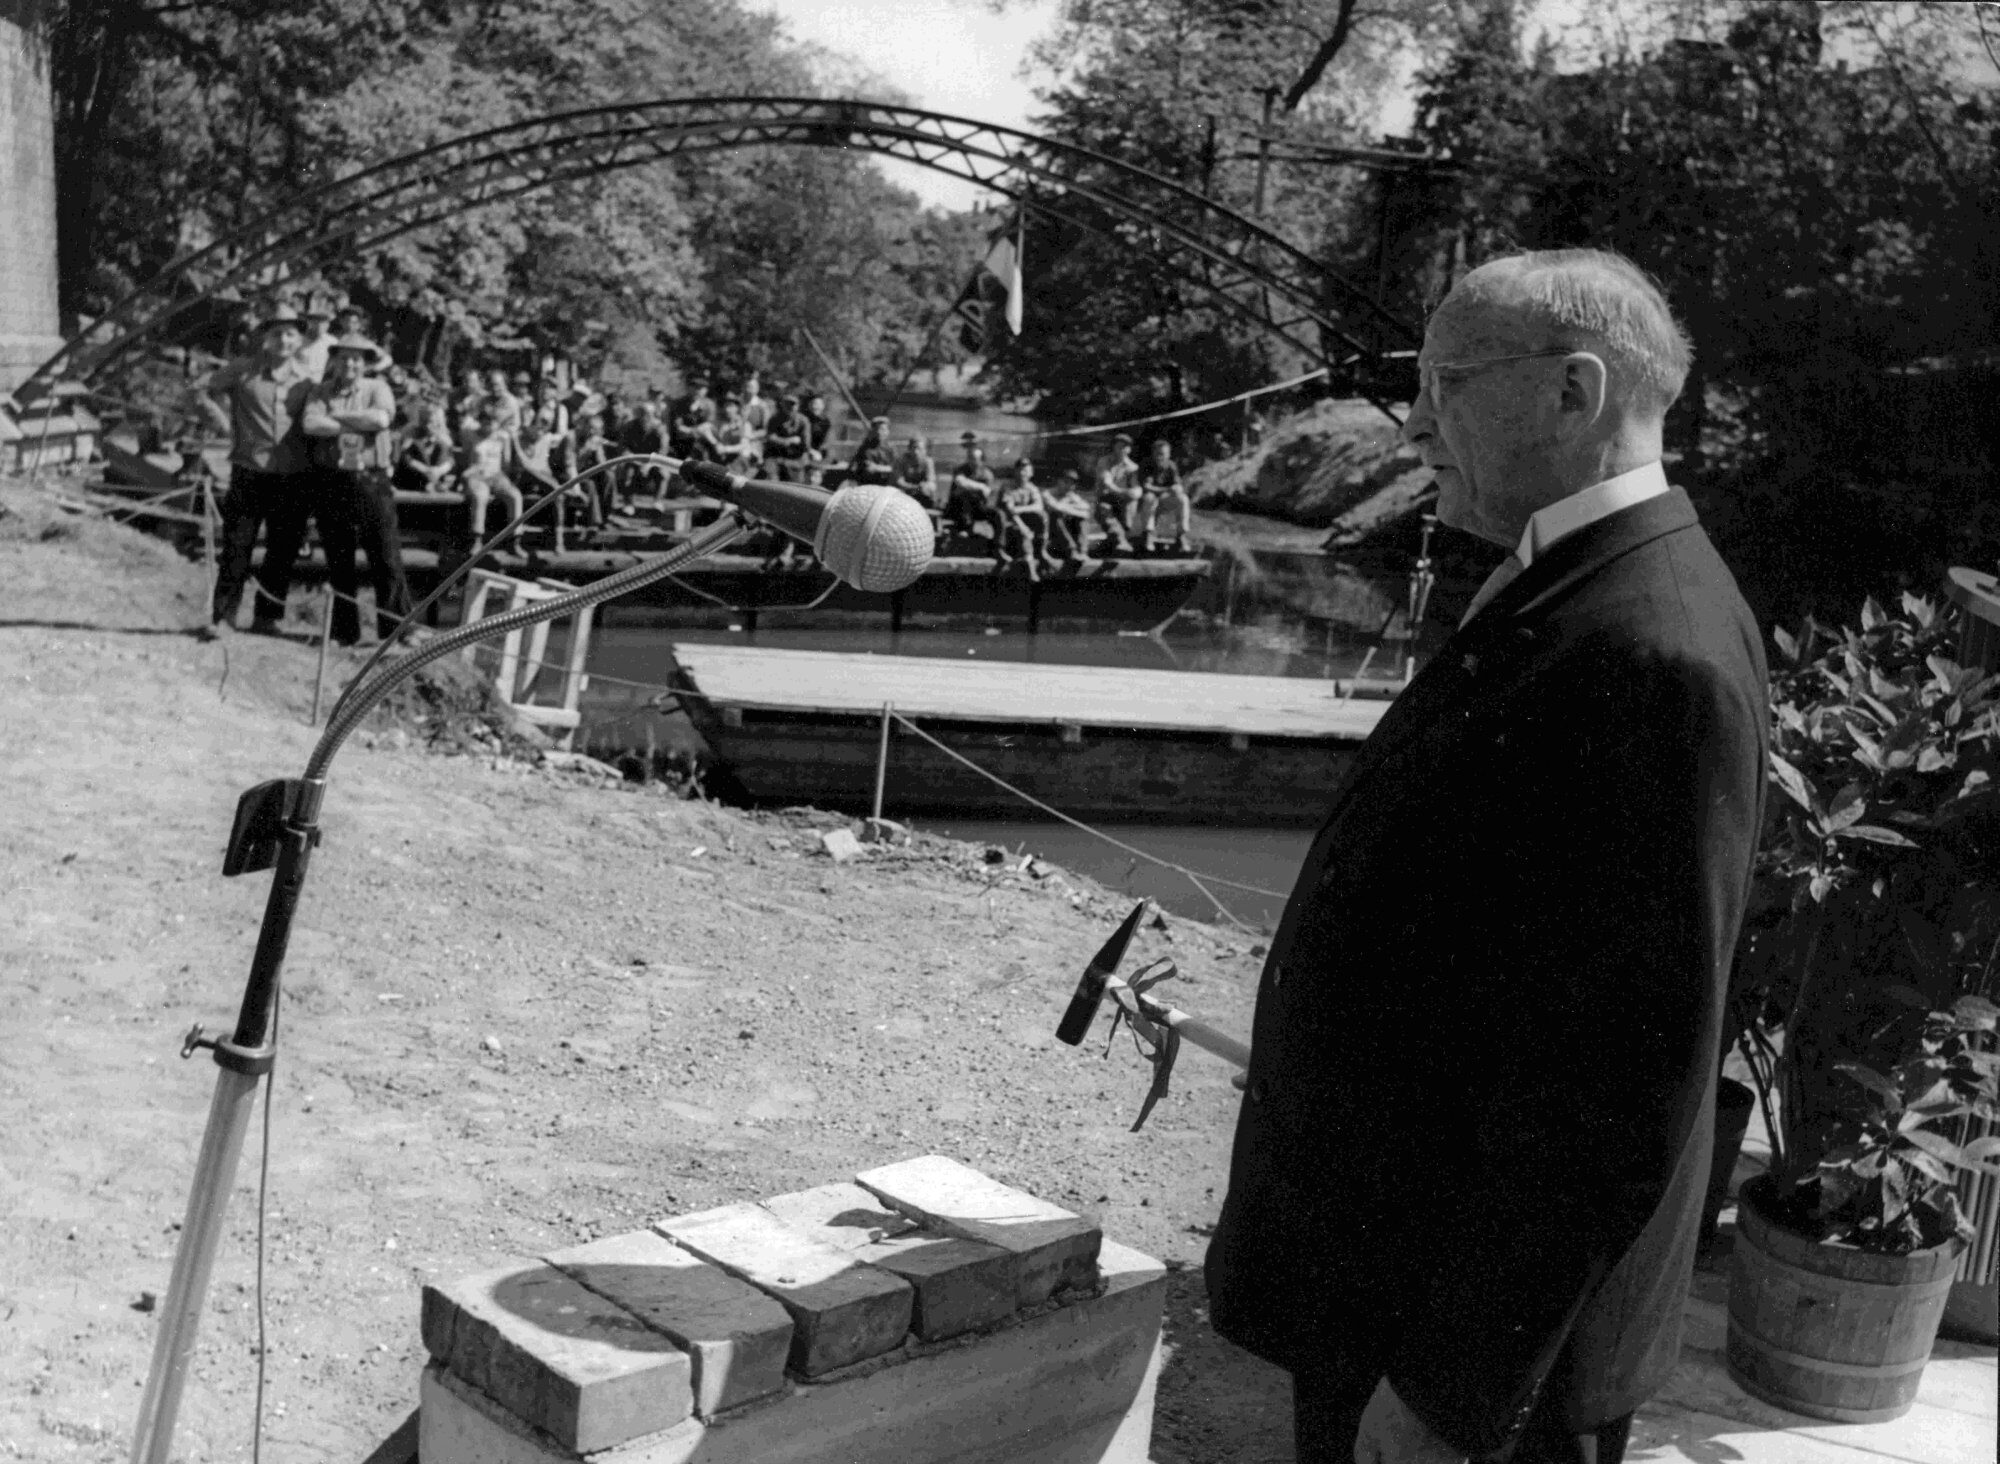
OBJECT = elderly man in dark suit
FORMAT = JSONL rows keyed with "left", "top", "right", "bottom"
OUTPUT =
{"left": 1205, "top": 248, "right": 1768, "bottom": 1464}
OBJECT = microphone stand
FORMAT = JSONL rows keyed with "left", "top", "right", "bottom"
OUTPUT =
{"left": 130, "top": 511, "right": 748, "bottom": 1464}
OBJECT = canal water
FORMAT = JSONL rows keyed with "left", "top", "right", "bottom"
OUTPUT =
{"left": 562, "top": 618, "right": 1386, "bottom": 934}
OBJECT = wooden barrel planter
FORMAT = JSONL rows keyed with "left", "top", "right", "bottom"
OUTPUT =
{"left": 1727, "top": 1175, "right": 1965, "bottom": 1422}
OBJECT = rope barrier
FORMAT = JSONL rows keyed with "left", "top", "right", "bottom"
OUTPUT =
{"left": 945, "top": 365, "right": 1333, "bottom": 443}
{"left": 886, "top": 710, "right": 1284, "bottom": 932}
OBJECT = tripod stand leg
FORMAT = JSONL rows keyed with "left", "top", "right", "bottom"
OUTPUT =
{"left": 130, "top": 1065, "right": 263, "bottom": 1464}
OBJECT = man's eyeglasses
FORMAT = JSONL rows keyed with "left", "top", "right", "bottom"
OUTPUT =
{"left": 1420, "top": 348, "right": 1576, "bottom": 400}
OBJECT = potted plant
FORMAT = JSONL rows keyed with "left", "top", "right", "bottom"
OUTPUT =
{"left": 1725, "top": 593, "right": 2000, "bottom": 1418}
{"left": 1730, "top": 998, "right": 1999, "bottom": 1419}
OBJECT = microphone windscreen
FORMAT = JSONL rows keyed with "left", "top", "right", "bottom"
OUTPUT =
{"left": 815, "top": 485, "right": 935, "bottom": 593}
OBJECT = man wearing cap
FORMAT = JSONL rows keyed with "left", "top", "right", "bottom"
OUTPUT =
{"left": 1094, "top": 434, "right": 1143, "bottom": 553}
{"left": 199, "top": 306, "right": 314, "bottom": 639}
{"left": 671, "top": 373, "right": 716, "bottom": 461}
{"left": 763, "top": 393, "right": 811, "bottom": 482}
{"left": 850, "top": 416, "right": 897, "bottom": 487}
{"left": 801, "top": 392, "right": 834, "bottom": 484}
{"left": 945, "top": 434, "right": 997, "bottom": 546}
{"left": 292, "top": 331, "right": 410, "bottom": 646}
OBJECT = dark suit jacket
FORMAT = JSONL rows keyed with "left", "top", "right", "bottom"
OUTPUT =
{"left": 1205, "top": 489, "right": 1768, "bottom": 1456}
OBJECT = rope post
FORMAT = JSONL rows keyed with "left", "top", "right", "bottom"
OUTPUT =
{"left": 310, "top": 589, "right": 335, "bottom": 726}
{"left": 201, "top": 476, "right": 218, "bottom": 613}
{"left": 872, "top": 701, "right": 892, "bottom": 824}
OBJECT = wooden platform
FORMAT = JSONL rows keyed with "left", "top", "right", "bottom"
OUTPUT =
{"left": 670, "top": 646, "right": 1390, "bottom": 826}
{"left": 670, "top": 646, "right": 1389, "bottom": 740}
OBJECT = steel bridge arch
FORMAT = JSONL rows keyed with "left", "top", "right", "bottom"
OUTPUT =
{"left": 31, "top": 95, "right": 1418, "bottom": 412}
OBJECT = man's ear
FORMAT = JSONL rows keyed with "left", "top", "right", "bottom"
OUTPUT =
{"left": 1559, "top": 352, "right": 1609, "bottom": 432}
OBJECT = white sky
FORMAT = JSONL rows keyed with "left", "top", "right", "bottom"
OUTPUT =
{"left": 757, "top": 0, "right": 1061, "bottom": 211}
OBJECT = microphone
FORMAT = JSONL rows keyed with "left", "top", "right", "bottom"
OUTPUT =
{"left": 670, "top": 460, "right": 934, "bottom": 593}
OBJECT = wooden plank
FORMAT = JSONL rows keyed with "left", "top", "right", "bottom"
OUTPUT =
{"left": 670, "top": 645, "right": 1388, "bottom": 741}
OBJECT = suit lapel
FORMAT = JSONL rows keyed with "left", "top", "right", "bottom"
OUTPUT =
{"left": 1274, "top": 489, "right": 1705, "bottom": 944}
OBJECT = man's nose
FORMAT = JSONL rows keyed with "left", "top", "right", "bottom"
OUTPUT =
{"left": 1400, "top": 385, "right": 1434, "bottom": 447}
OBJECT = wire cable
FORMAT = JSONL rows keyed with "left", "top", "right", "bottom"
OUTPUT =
{"left": 251, "top": 988, "right": 279, "bottom": 1464}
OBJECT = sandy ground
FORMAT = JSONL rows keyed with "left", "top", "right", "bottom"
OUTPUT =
{"left": 0, "top": 478, "right": 1292, "bottom": 1462}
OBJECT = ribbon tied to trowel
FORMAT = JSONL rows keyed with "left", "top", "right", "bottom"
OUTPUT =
{"left": 1106, "top": 956, "right": 1181, "bottom": 1132}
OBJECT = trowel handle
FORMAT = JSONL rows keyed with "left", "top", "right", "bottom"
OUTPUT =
{"left": 1105, "top": 972, "right": 1252, "bottom": 1069}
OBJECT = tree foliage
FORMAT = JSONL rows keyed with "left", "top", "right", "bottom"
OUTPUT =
{"left": 36, "top": 0, "right": 988, "bottom": 393}
{"left": 1399, "top": 0, "right": 2000, "bottom": 619}
{"left": 986, "top": 0, "right": 1444, "bottom": 423}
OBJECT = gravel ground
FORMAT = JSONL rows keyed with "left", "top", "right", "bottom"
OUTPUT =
{"left": 0, "top": 477, "right": 1293, "bottom": 1462}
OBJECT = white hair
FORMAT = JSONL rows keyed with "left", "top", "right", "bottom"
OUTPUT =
{"left": 1445, "top": 249, "right": 1694, "bottom": 413}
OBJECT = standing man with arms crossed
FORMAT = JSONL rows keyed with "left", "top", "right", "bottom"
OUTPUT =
{"left": 198, "top": 305, "right": 312, "bottom": 639}
{"left": 295, "top": 333, "right": 410, "bottom": 646}
{"left": 1205, "top": 249, "right": 1768, "bottom": 1464}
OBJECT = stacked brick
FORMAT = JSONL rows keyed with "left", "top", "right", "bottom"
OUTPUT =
{"left": 418, "top": 1155, "right": 1166, "bottom": 1463}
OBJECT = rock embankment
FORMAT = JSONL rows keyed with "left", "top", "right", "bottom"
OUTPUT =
{"left": 1184, "top": 398, "right": 1500, "bottom": 634}
{"left": 1187, "top": 398, "right": 1429, "bottom": 538}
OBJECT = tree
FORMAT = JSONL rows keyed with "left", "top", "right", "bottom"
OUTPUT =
{"left": 1403, "top": 0, "right": 2000, "bottom": 619}
{"left": 39, "top": 0, "right": 988, "bottom": 397}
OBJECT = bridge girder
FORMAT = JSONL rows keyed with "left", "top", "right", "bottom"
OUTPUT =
{"left": 33, "top": 96, "right": 1419, "bottom": 414}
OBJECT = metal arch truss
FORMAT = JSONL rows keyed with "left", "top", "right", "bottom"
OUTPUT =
{"left": 33, "top": 96, "right": 1419, "bottom": 414}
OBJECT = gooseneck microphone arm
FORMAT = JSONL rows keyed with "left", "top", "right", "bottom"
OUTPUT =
{"left": 132, "top": 479, "right": 750, "bottom": 1464}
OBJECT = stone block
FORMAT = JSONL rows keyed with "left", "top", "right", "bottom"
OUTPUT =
{"left": 417, "top": 1238, "right": 1167, "bottom": 1464}
{"left": 762, "top": 1182, "right": 1019, "bottom": 1341}
{"left": 857, "top": 1156, "right": 1100, "bottom": 1307}
{"left": 657, "top": 1203, "right": 912, "bottom": 1377}
{"left": 420, "top": 1260, "right": 692, "bottom": 1453}
{"left": 546, "top": 1228, "right": 793, "bottom": 1416}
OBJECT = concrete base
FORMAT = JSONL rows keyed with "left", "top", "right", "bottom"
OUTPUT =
{"left": 420, "top": 1239, "right": 1165, "bottom": 1464}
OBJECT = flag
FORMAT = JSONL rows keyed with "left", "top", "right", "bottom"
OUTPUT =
{"left": 982, "top": 215, "right": 1024, "bottom": 336}
{"left": 950, "top": 292, "right": 989, "bottom": 355}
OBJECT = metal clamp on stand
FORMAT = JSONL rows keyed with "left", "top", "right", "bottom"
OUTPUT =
{"left": 180, "top": 1024, "right": 277, "bottom": 1077}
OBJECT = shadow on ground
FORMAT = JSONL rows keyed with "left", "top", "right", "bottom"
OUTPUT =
{"left": 1155, "top": 1261, "right": 1294, "bottom": 1463}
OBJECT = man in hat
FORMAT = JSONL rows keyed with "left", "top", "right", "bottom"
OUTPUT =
{"left": 293, "top": 330, "right": 411, "bottom": 646}
{"left": 945, "top": 433, "right": 997, "bottom": 547}
{"left": 199, "top": 305, "right": 314, "bottom": 639}
{"left": 294, "top": 293, "right": 339, "bottom": 380}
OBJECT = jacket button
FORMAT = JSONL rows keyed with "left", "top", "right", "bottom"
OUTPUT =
{"left": 1269, "top": 962, "right": 1284, "bottom": 990}
{"left": 1249, "top": 1080, "right": 1268, "bottom": 1104}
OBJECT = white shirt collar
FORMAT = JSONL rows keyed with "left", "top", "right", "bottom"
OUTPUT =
{"left": 1515, "top": 460, "right": 1670, "bottom": 567}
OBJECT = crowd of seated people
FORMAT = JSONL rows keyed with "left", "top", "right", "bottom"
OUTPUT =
{"left": 923, "top": 430, "right": 1192, "bottom": 572}
{"left": 281, "top": 331, "right": 1198, "bottom": 569}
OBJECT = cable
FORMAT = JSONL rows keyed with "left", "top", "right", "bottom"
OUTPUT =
{"left": 251, "top": 988, "right": 279, "bottom": 1464}
{"left": 887, "top": 710, "right": 1286, "bottom": 930}
{"left": 944, "top": 365, "right": 1334, "bottom": 443}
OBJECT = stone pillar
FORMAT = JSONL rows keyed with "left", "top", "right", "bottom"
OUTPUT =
{"left": 0, "top": 1, "right": 64, "bottom": 392}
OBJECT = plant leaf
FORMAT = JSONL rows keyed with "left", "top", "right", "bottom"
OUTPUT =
{"left": 1898, "top": 1145, "right": 1954, "bottom": 1185}
{"left": 1836, "top": 1062, "right": 1904, "bottom": 1111}
{"left": 1773, "top": 625, "right": 1800, "bottom": 663}
{"left": 1953, "top": 994, "right": 2000, "bottom": 1030}
{"left": 1838, "top": 824, "right": 1918, "bottom": 847}
{"left": 1767, "top": 753, "right": 1818, "bottom": 814}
